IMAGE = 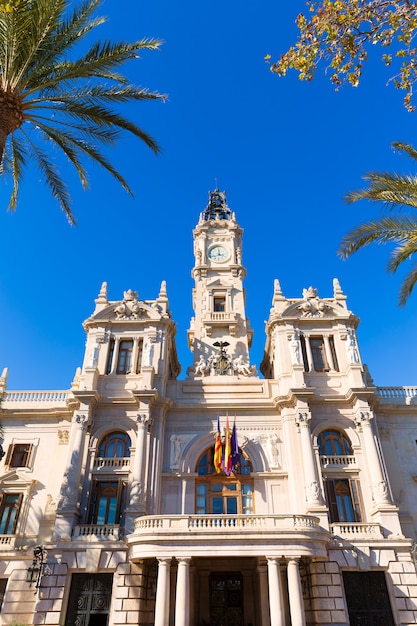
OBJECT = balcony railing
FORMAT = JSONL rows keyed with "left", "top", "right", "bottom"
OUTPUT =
{"left": 134, "top": 514, "right": 321, "bottom": 533}
{"left": 0, "top": 535, "right": 16, "bottom": 549}
{"left": 93, "top": 457, "right": 130, "bottom": 470}
{"left": 376, "top": 387, "right": 417, "bottom": 404}
{"left": 2, "top": 390, "right": 69, "bottom": 409}
{"left": 72, "top": 525, "right": 121, "bottom": 540}
{"left": 320, "top": 455, "right": 356, "bottom": 467}
{"left": 330, "top": 522, "right": 384, "bottom": 539}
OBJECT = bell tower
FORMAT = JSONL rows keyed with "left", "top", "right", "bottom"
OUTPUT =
{"left": 187, "top": 190, "right": 255, "bottom": 377}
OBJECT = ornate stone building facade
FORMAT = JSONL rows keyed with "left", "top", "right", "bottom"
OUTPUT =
{"left": 1, "top": 190, "right": 417, "bottom": 626}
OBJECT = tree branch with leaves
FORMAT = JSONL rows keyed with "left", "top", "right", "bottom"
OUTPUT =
{"left": 267, "top": 0, "right": 417, "bottom": 111}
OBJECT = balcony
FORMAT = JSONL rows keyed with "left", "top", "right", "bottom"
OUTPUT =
{"left": 72, "top": 525, "right": 121, "bottom": 541}
{"left": 0, "top": 535, "right": 16, "bottom": 550}
{"left": 203, "top": 312, "right": 238, "bottom": 336}
{"left": 2, "top": 390, "right": 69, "bottom": 409}
{"left": 320, "top": 455, "right": 356, "bottom": 468}
{"left": 330, "top": 522, "right": 384, "bottom": 539}
{"left": 127, "top": 514, "right": 329, "bottom": 560}
{"left": 376, "top": 386, "right": 417, "bottom": 405}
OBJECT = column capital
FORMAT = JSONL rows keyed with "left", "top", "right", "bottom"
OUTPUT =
{"left": 72, "top": 413, "right": 90, "bottom": 429}
{"left": 137, "top": 413, "right": 153, "bottom": 430}
{"left": 176, "top": 556, "right": 192, "bottom": 565}
{"left": 295, "top": 411, "right": 311, "bottom": 428}
{"left": 354, "top": 410, "right": 373, "bottom": 428}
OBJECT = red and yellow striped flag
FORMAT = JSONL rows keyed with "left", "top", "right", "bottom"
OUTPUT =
{"left": 223, "top": 414, "right": 232, "bottom": 475}
{"left": 214, "top": 416, "right": 222, "bottom": 473}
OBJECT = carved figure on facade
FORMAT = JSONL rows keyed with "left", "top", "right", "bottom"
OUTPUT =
{"left": 45, "top": 494, "right": 57, "bottom": 515}
{"left": 87, "top": 340, "right": 100, "bottom": 368}
{"left": 289, "top": 331, "right": 301, "bottom": 366}
{"left": 129, "top": 480, "right": 143, "bottom": 506}
{"left": 347, "top": 330, "right": 360, "bottom": 364}
{"left": 232, "top": 355, "right": 253, "bottom": 376}
{"left": 305, "top": 480, "right": 323, "bottom": 504}
{"left": 170, "top": 435, "right": 184, "bottom": 469}
{"left": 266, "top": 433, "right": 280, "bottom": 468}
{"left": 194, "top": 355, "right": 209, "bottom": 376}
{"left": 58, "top": 430, "right": 69, "bottom": 445}
{"left": 58, "top": 478, "right": 79, "bottom": 510}
{"left": 142, "top": 337, "right": 155, "bottom": 367}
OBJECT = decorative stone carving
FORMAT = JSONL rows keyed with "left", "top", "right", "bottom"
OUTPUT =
{"left": 194, "top": 355, "right": 209, "bottom": 376}
{"left": 289, "top": 331, "right": 301, "bottom": 365}
{"left": 143, "top": 337, "right": 155, "bottom": 367}
{"left": 232, "top": 355, "right": 253, "bottom": 376}
{"left": 114, "top": 289, "right": 143, "bottom": 320}
{"left": 129, "top": 480, "right": 143, "bottom": 505}
{"left": 87, "top": 340, "right": 100, "bottom": 368}
{"left": 298, "top": 286, "right": 329, "bottom": 317}
{"left": 305, "top": 481, "right": 322, "bottom": 504}
{"left": 295, "top": 411, "right": 311, "bottom": 428}
{"left": 58, "top": 430, "right": 69, "bottom": 445}
{"left": 170, "top": 435, "right": 183, "bottom": 469}
{"left": 347, "top": 330, "right": 360, "bottom": 364}
{"left": 266, "top": 433, "right": 280, "bottom": 468}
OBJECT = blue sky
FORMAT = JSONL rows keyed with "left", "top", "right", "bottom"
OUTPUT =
{"left": 1, "top": 0, "right": 416, "bottom": 390}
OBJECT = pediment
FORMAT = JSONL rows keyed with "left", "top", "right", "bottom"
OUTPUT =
{"left": 0, "top": 469, "right": 37, "bottom": 488}
{"left": 86, "top": 300, "right": 167, "bottom": 325}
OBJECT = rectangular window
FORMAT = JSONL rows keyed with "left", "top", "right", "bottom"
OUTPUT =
{"left": 116, "top": 340, "right": 133, "bottom": 374}
{"left": 325, "top": 478, "right": 362, "bottom": 523}
{"left": 300, "top": 334, "right": 309, "bottom": 371}
{"left": 5, "top": 444, "right": 32, "bottom": 468}
{"left": 0, "top": 493, "right": 22, "bottom": 534}
{"left": 310, "top": 337, "right": 329, "bottom": 372}
{"left": 88, "top": 481, "right": 125, "bottom": 525}
{"left": 343, "top": 572, "right": 395, "bottom": 625}
{"left": 214, "top": 296, "right": 226, "bottom": 312}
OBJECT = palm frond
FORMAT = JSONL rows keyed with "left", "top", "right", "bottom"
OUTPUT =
{"left": 338, "top": 216, "right": 417, "bottom": 258}
{"left": 9, "top": 133, "right": 26, "bottom": 210}
{"left": 20, "top": 126, "right": 74, "bottom": 224}
{"left": 0, "top": 0, "right": 165, "bottom": 221}
{"left": 387, "top": 231, "right": 417, "bottom": 273}
{"left": 398, "top": 262, "right": 417, "bottom": 306}
{"left": 345, "top": 172, "right": 417, "bottom": 210}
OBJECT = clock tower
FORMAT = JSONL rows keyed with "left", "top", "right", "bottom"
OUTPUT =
{"left": 187, "top": 190, "right": 255, "bottom": 377}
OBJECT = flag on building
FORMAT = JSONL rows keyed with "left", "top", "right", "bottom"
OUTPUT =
{"left": 214, "top": 416, "right": 222, "bottom": 473}
{"left": 223, "top": 414, "right": 232, "bottom": 475}
{"left": 231, "top": 418, "right": 239, "bottom": 472}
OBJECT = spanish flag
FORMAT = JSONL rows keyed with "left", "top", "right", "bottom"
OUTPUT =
{"left": 223, "top": 415, "right": 232, "bottom": 475}
{"left": 214, "top": 416, "right": 222, "bottom": 473}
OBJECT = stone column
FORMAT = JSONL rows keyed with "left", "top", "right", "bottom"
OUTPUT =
{"left": 295, "top": 411, "right": 322, "bottom": 506}
{"left": 131, "top": 337, "right": 140, "bottom": 374}
{"left": 267, "top": 558, "right": 285, "bottom": 626}
{"left": 110, "top": 337, "right": 120, "bottom": 374}
{"left": 175, "top": 557, "right": 191, "bottom": 626}
{"left": 155, "top": 558, "right": 171, "bottom": 626}
{"left": 354, "top": 410, "right": 391, "bottom": 504}
{"left": 125, "top": 413, "right": 153, "bottom": 533}
{"left": 287, "top": 559, "right": 306, "bottom": 626}
{"left": 55, "top": 411, "right": 90, "bottom": 539}
{"left": 257, "top": 563, "right": 270, "bottom": 626}
{"left": 304, "top": 334, "right": 314, "bottom": 371}
{"left": 323, "top": 335, "right": 334, "bottom": 370}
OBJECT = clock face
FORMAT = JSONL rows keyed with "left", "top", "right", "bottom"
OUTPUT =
{"left": 208, "top": 245, "right": 229, "bottom": 263}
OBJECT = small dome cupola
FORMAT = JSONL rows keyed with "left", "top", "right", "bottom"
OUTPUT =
{"left": 202, "top": 189, "right": 232, "bottom": 221}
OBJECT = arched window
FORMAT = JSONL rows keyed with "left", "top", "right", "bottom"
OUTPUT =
{"left": 318, "top": 430, "right": 353, "bottom": 456}
{"left": 98, "top": 432, "right": 131, "bottom": 458}
{"left": 195, "top": 448, "right": 254, "bottom": 515}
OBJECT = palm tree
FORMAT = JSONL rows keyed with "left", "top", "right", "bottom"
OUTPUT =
{"left": 0, "top": 0, "right": 165, "bottom": 224}
{"left": 338, "top": 142, "right": 417, "bottom": 306}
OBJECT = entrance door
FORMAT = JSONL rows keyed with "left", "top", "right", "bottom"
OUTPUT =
{"left": 210, "top": 573, "right": 243, "bottom": 626}
{"left": 343, "top": 571, "right": 395, "bottom": 625}
{"left": 64, "top": 573, "right": 113, "bottom": 626}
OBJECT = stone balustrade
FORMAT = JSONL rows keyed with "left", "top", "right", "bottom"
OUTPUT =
{"left": 320, "top": 455, "right": 356, "bottom": 467}
{"left": 72, "top": 524, "right": 121, "bottom": 540}
{"left": 135, "top": 514, "right": 321, "bottom": 533}
{"left": 330, "top": 522, "right": 384, "bottom": 538}
{"left": 376, "top": 387, "right": 417, "bottom": 404}
{"left": 93, "top": 457, "right": 130, "bottom": 470}
{"left": 2, "top": 390, "right": 69, "bottom": 408}
{"left": 0, "top": 535, "right": 16, "bottom": 549}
